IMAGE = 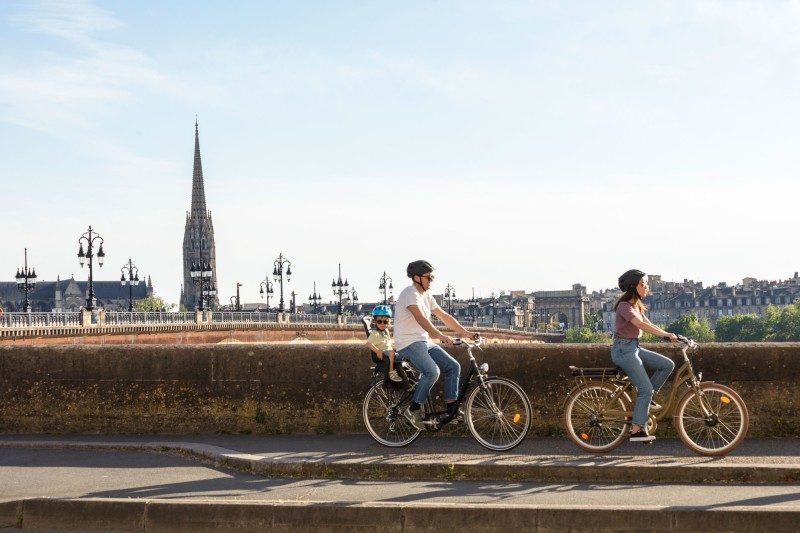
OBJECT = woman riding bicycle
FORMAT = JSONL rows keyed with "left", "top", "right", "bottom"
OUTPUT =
{"left": 612, "top": 269, "right": 677, "bottom": 443}
{"left": 394, "top": 260, "right": 477, "bottom": 430}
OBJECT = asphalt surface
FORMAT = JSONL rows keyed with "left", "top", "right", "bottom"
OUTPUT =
{"left": 1, "top": 434, "right": 798, "bottom": 485}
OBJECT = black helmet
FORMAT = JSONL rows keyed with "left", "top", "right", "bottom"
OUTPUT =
{"left": 618, "top": 269, "right": 645, "bottom": 292}
{"left": 407, "top": 260, "right": 434, "bottom": 278}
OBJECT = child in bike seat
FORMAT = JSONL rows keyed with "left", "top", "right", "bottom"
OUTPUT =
{"left": 366, "top": 305, "right": 403, "bottom": 383}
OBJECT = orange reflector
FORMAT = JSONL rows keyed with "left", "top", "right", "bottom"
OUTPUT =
{"left": 513, "top": 413, "right": 521, "bottom": 423}
{"left": 581, "top": 433, "right": 589, "bottom": 441}
{"left": 721, "top": 396, "right": 731, "bottom": 404}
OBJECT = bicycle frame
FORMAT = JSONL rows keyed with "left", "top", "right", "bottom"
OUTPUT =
{"left": 372, "top": 338, "right": 491, "bottom": 431}
{"left": 568, "top": 339, "right": 707, "bottom": 426}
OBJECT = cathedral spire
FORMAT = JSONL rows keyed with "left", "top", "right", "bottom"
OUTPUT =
{"left": 191, "top": 120, "right": 208, "bottom": 218}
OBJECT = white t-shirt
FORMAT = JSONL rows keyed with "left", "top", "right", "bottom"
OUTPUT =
{"left": 394, "top": 284, "right": 441, "bottom": 351}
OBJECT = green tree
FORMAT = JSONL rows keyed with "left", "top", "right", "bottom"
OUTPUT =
{"left": 715, "top": 314, "right": 768, "bottom": 342}
{"left": 133, "top": 295, "right": 176, "bottom": 312}
{"left": 666, "top": 313, "right": 715, "bottom": 342}
{"left": 564, "top": 327, "right": 612, "bottom": 344}
{"left": 765, "top": 303, "right": 800, "bottom": 342}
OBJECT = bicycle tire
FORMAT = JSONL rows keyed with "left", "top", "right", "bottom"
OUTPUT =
{"left": 563, "top": 381, "right": 631, "bottom": 453}
{"left": 465, "top": 377, "right": 532, "bottom": 452}
{"left": 362, "top": 380, "right": 421, "bottom": 447}
{"left": 674, "top": 383, "right": 748, "bottom": 456}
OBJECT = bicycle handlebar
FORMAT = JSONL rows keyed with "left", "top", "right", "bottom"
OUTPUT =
{"left": 452, "top": 334, "right": 482, "bottom": 347}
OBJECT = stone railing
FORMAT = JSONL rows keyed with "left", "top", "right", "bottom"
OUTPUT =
{"left": 0, "top": 311, "right": 556, "bottom": 340}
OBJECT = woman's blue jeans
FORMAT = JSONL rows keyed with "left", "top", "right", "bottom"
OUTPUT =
{"left": 396, "top": 341, "right": 460, "bottom": 405}
{"left": 611, "top": 338, "right": 675, "bottom": 427}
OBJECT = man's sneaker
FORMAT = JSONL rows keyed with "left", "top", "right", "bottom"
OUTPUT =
{"left": 629, "top": 430, "right": 656, "bottom": 443}
{"left": 388, "top": 370, "right": 403, "bottom": 383}
{"left": 650, "top": 400, "right": 662, "bottom": 411}
{"left": 403, "top": 407, "right": 425, "bottom": 430}
{"left": 447, "top": 404, "right": 465, "bottom": 422}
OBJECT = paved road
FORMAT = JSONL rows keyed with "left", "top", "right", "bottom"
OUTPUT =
{"left": 1, "top": 435, "right": 798, "bottom": 531}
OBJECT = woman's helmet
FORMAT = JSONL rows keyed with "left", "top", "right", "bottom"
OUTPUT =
{"left": 618, "top": 269, "right": 646, "bottom": 292}
{"left": 406, "top": 260, "right": 434, "bottom": 278}
{"left": 372, "top": 304, "right": 392, "bottom": 318}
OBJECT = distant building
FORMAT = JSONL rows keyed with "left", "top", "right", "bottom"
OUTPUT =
{"left": 601, "top": 272, "right": 800, "bottom": 331}
{"left": 180, "top": 121, "right": 219, "bottom": 311}
{"left": 0, "top": 275, "right": 153, "bottom": 312}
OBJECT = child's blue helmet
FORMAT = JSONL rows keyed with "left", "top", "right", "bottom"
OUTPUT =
{"left": 373, "top": 305, "right": 392, "bottom": 318}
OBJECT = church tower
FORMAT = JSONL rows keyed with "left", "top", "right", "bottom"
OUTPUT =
{"left": 181, "top": 121, "right": 219, "bottom": 310}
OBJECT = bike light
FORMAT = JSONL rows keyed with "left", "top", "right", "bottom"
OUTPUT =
{"left": 480, "top": 363, "right": 489, "bottom": 374}
{"left": 581, "top": 432, "right": 589, "bottom": 441}
{"left": 721, "top": 396, "right": 731, "bottom": 404}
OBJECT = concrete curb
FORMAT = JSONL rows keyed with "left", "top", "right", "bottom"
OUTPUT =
{"left": 2, "top": 440, "right": 799, "bottom": 484}
{"left": 3, "top": 498, "right": 800, "bottom": 532}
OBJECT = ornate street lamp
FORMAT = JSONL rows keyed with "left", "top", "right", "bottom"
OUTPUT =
{"left": 332, "top": 263, "right": 350, "bottom": 316}
{"left": 350, "top": 287, "right": 359, "bottom": 316}
{"left": 468, "top": 288, "right": 479, "bottom": 322}
{"left": 308, "top": 282, "right": 322, "bottom": 313}
{"left": 378, "top": 271, "right": 393, "bottom": 304}
{"left": 77, "top": 225, "right": 105, "bottom": 311}
{"left": 15, "top": 248, "right": 37, "bottom": 312}
{"left": 272, "top": 253, "right": 292, "bottom": 313}
{"left": 490, "top": 292, "right": 497, "bottom": 325}
{"left": 259, "top": 277, "right": 274, "bottom": 310}
{"left": 444, "top": 284, "right": 456, "bottom": 315}
{"left": 120, "top": 258, "right": 140, "bottom": 312}
{"left": 190, "top": 259, "right": 214, "bottom": 310}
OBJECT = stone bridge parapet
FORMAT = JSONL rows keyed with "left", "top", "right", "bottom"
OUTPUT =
{"left": 0, "top": 343, "right": 796, "bottom": 438}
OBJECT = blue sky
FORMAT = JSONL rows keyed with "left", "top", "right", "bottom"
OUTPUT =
{"left": 1, "top": 0, "right": 798, "bottom": 308}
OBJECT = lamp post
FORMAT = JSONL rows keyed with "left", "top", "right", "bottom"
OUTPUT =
{"left": 378, "top": 271, "right": 393, "bottom": 304}
{"left": 444, "top": 284, "right": 456, "bottom": 315}
{"left": 77, "top": 225, "right": 105, "bottom": 311}
{"left": 490, "top": 292, "right": 497, "bottom": 325}
{"left": 119, "top": 258, "right": 140, "bottom": 312}
{"left": 332, "top": 263, "right": 350, "bottom": 316}
{"left": 350, "top": 288, "right": 359, "bottom": 316}
{"left": 15, "top": 248, "right": 37, "bottom": 312}
{"left": 308, "top": 282, "right": 322, "bottom": 313}
{"left": 235, "top": 282, "right": 241, "bottom": 311}
{"left": 468, "top": 288, "right": 479, "bottom": 323}
{"left": 272, "top": 253, "right": 292, "bottom": 313}
{"left": 190, "top": 260, "right": 214, "bottom": 310}
{"left": 259, "top": 278, "right": 274, "bottom": 310}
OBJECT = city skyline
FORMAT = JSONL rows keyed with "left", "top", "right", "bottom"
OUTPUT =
{"left": 2, "top": 1, "right": 798, "bottom": 307}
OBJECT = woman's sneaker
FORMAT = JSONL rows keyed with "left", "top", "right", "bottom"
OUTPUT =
{"left": 649, "top": 400, "right": 662, "bottom": 411}
{"left": 629, "top": 429, "right": 656, "bottom": 443}
{"left": 388, "top": 370, "right": 403, "bottom": 383}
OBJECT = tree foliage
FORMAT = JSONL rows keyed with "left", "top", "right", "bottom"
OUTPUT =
{"left": 665, "top": 314, "right": 715, "bottom": 342}
{"left": 564, "top": 327, "right": 612, "bottom": 344}
{"left": 714, "top": 314, "right": 768, "bottom": 342}
{"left": 133, "top": 295, "right": 176, "bottom": 312}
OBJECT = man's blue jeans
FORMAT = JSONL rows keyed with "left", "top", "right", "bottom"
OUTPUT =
{"left": 611, "top": 338, "right": 675, "bottom": 427}
{"left": 396, "top": 341, "right": 460, "bottom": 405}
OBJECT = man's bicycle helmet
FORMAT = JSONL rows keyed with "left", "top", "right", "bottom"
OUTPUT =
{"left": 372, "top": 304, "right": 392, "bottom": 318}
{"left": 618, "top": 269, "right": 646, "bottom": 292}
{"left": 406, "top": 260, "right": 434, "bottom": 278}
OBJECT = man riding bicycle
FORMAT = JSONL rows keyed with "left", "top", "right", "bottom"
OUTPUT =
{"left": 394, "top": 260, "right": 477, "bottom": 430}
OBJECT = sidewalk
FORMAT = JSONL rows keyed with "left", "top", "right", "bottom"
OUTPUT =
{"left": 1, "top": 434, "right": 798, "bottom": 484}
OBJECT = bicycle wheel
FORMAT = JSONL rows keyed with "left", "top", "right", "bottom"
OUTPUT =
{"left": 362, "top": 380, "right": 421, "bottom": 447}
{"left": 674, "top": 383, "right": 748, "bottom": 456}
{"left": 563, "top": 382, "right": 631, "bottom": 453}
{"left": 465, "top": 377, "right": 532, "bottom": 452}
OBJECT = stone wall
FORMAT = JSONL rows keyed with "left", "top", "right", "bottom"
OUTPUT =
{"left": 0, "top": 343, "right": 797, "bottom": 437}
